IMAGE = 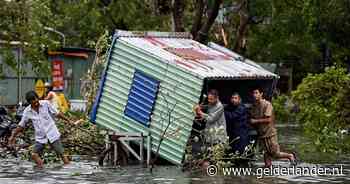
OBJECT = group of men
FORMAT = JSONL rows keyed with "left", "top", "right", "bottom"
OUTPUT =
{"left": 194, "top": 88, "right": 297, "bottom": 167}
{"left": 8, "top": 85, "right": 296, "bottom": 168}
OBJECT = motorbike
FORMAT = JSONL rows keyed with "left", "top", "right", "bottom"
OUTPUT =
{"left": 0, "top": 104, "right": 29, "bottom": 157}
{"left": 0, "top": 106, "right": 17, "bottom": 147}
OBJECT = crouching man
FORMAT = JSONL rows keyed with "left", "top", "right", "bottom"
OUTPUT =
{"left": 9, "top": 91, "right": 72, "bottom": 168}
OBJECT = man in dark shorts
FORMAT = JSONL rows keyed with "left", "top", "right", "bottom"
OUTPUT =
{"left": 250, "top": 88, "right": 296, "bottom": 167}
{"left": 9, "top": 91, "right": 72, "bottom": 168}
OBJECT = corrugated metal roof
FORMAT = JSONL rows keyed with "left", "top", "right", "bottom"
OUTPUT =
{"left": 115, "top": 30, "right": 277, "bottom": 80}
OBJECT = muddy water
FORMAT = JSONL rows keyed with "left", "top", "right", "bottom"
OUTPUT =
{"left": 0, "top": 124, "right": 349, "bottom": 184}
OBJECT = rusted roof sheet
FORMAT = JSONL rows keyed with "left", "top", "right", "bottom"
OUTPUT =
{"left": 116, "top": 30, "right": 277, "bottom": 80}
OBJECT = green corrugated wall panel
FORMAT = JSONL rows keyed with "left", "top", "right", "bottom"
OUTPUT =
{"left": 112, "top": 50, "right": 201, "bottom": 104}
{"left": 95, "top": 39, "right": 204, "bottom": 165}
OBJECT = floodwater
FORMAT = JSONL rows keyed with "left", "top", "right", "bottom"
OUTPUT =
{"left": 0, "top": 124, "right": 349, "bottom": 184}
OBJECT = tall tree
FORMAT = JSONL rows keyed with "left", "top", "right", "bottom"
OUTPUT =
{"left": 0, "top": 0, "right": 58, "bottom": 76}
{"left": 169, "top": 0, "right": 223, "bottom": 43}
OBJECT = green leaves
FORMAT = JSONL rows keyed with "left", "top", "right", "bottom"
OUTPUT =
{"left": 0, "top": 0, "right": 59, "bottom": 76}
{"left": 272, "top": 94, "right": 296, "bottom": 123}
{"left": 0, "top": 0, "right": 170, "bottom": 77}
{"left": 292, "top": 66, "right": 350, "bottom": 153}
{"left": 1, "top": 0, "right": 349, "bottom": 82}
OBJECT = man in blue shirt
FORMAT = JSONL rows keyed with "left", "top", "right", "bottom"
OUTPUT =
{"left": 224, "top": 92, "right": 249, "bottom": 154}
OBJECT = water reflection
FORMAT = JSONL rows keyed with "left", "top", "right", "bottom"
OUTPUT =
{"left": 0, "top": 124, "right": 349, "bottom": 184}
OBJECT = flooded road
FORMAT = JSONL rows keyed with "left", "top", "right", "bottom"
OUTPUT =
{"left": 0, "top": 124, "right": 349, "bottom": 184}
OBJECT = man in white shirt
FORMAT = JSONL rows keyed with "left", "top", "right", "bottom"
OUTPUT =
{"left": 9, "top": 91, "right": 72, "bottom": 168}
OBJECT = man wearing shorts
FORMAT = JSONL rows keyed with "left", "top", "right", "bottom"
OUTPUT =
{"left": 250, "top": 88, "right": 296, "bottom": 167}
{"left": 9, "top": 91, "right": 72, "bottom": 168}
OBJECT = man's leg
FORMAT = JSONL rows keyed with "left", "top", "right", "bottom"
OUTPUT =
{"left": 267, "top": 135, "right": 295, "bottom": 162}
{"left": 51, "top": 139, "right": 69, "bottom": 165}
{"left": 264, "top": 152, "right": 272, "bottom": 167}
{"left": 31, "top": 153, "right": 44, "bottom": 168}
{"left": 274, "top": 151, "right": 297, "bottom": 166}
{"left": 262, "top": 138, "right": 273, "bottom": 167}
{"left": 276, "top": 152, "right": 294, "bottom": 161}
{"left": 62, "top": 156, "right": 70, "bottom": 165}
{"left": 32, "top": 142, "right": 45, "bottom": 168}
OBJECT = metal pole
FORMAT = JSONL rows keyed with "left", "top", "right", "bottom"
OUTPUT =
{"left": 113, "top": 141, "right": 118, "bottom": 166}
{"left": 17, "top": 47, "right": 22, "bottom": 104}
{"left": 147, "top": 133, "right": 151, "bottom": 166}
{"left": 44, "top": 27, "right": 65, "bottom": 47}
{"left": 105, "top": 133, "right": 110, "bottom": 164}
{"left": 140, "top": 132, "right": 144, "bottom": 165}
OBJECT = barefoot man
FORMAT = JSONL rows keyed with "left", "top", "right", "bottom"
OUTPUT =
{"left": 9, "top": 91, "right": 72, "bottom": 168}
{"left": 250, "top": 87, "right": 297, "bottom": 167}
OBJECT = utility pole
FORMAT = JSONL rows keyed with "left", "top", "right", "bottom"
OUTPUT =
{"left": 44, "top": 26, "right": 65, "bottom": 47}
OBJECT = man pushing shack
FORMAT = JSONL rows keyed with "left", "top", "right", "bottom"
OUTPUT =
{"left": 9, "top": 91, "right": 72, "bottom": 168}
{"left": 194, "top": 89, "right": 227, "bottom": 145}
{"left": 250, "top": 87, "right": 297, "bottom": 167}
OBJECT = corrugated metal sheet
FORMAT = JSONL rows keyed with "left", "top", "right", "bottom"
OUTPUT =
{"left": 124, "top": 70, "right": 160, "bottom": 126}
{"left": 48, "top": 51, "right": 95, "bottom": 99}
{"left": 91, "top": 30, "right": 277, "bottom": 165}
{"left": 92, "top": 32, "right": 203, "bottom": 165}
{"left": 115, "top": 30, "right": 277, "bottom": 80}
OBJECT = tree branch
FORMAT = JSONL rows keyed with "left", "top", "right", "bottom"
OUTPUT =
{"left": 191, "top": 0, "right": 204, "bottom": 38}
{"left": 233, "top": 0, "right": 249, "bottom": 53}
{"left": 171, "top": 0, "right": 185, "bottom": 32}
{"left": 195, "top": 0, "right": 223, "bottom": 43}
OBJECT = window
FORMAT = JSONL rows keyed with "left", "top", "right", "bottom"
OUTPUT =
{"left": 124, "top": 70, "right": 160, "bottom": 126}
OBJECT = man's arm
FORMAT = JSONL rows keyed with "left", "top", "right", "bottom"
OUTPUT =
{"left": 237, "top": 106, "right": 248, "bottom": 125}
{"left": 200, "top": 105, "right": 224, "bottom": 124}
{"left": 250, "top": 117, "right": 273, "bottom": 125}
{"left": 44, "top": 92, "right": 54, "bottom": 100}
{"left": 56, "top": 112, "right": 71, "bottom": 123}
{"left": 46, "top": 100, "right": 71, "bottom": 123}
{"left": 230, "top": 106, "right": 246, "bottom": 120}
{"left": 251, "top": 101, "right": 273, "bottom": 125}
{"left": 8, "top": 126, "right": 24, "bottom": 146}
{"left": 9, "top": 109, "right": 29, "bottom": 146}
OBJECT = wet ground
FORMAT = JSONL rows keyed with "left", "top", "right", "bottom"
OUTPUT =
{"left": 0, "top": 124, "right": 349, "bottom": 184}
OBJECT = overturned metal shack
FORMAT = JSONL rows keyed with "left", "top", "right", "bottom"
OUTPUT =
{"left": 90, "top": 30, "right": 278, "bottom": 165}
